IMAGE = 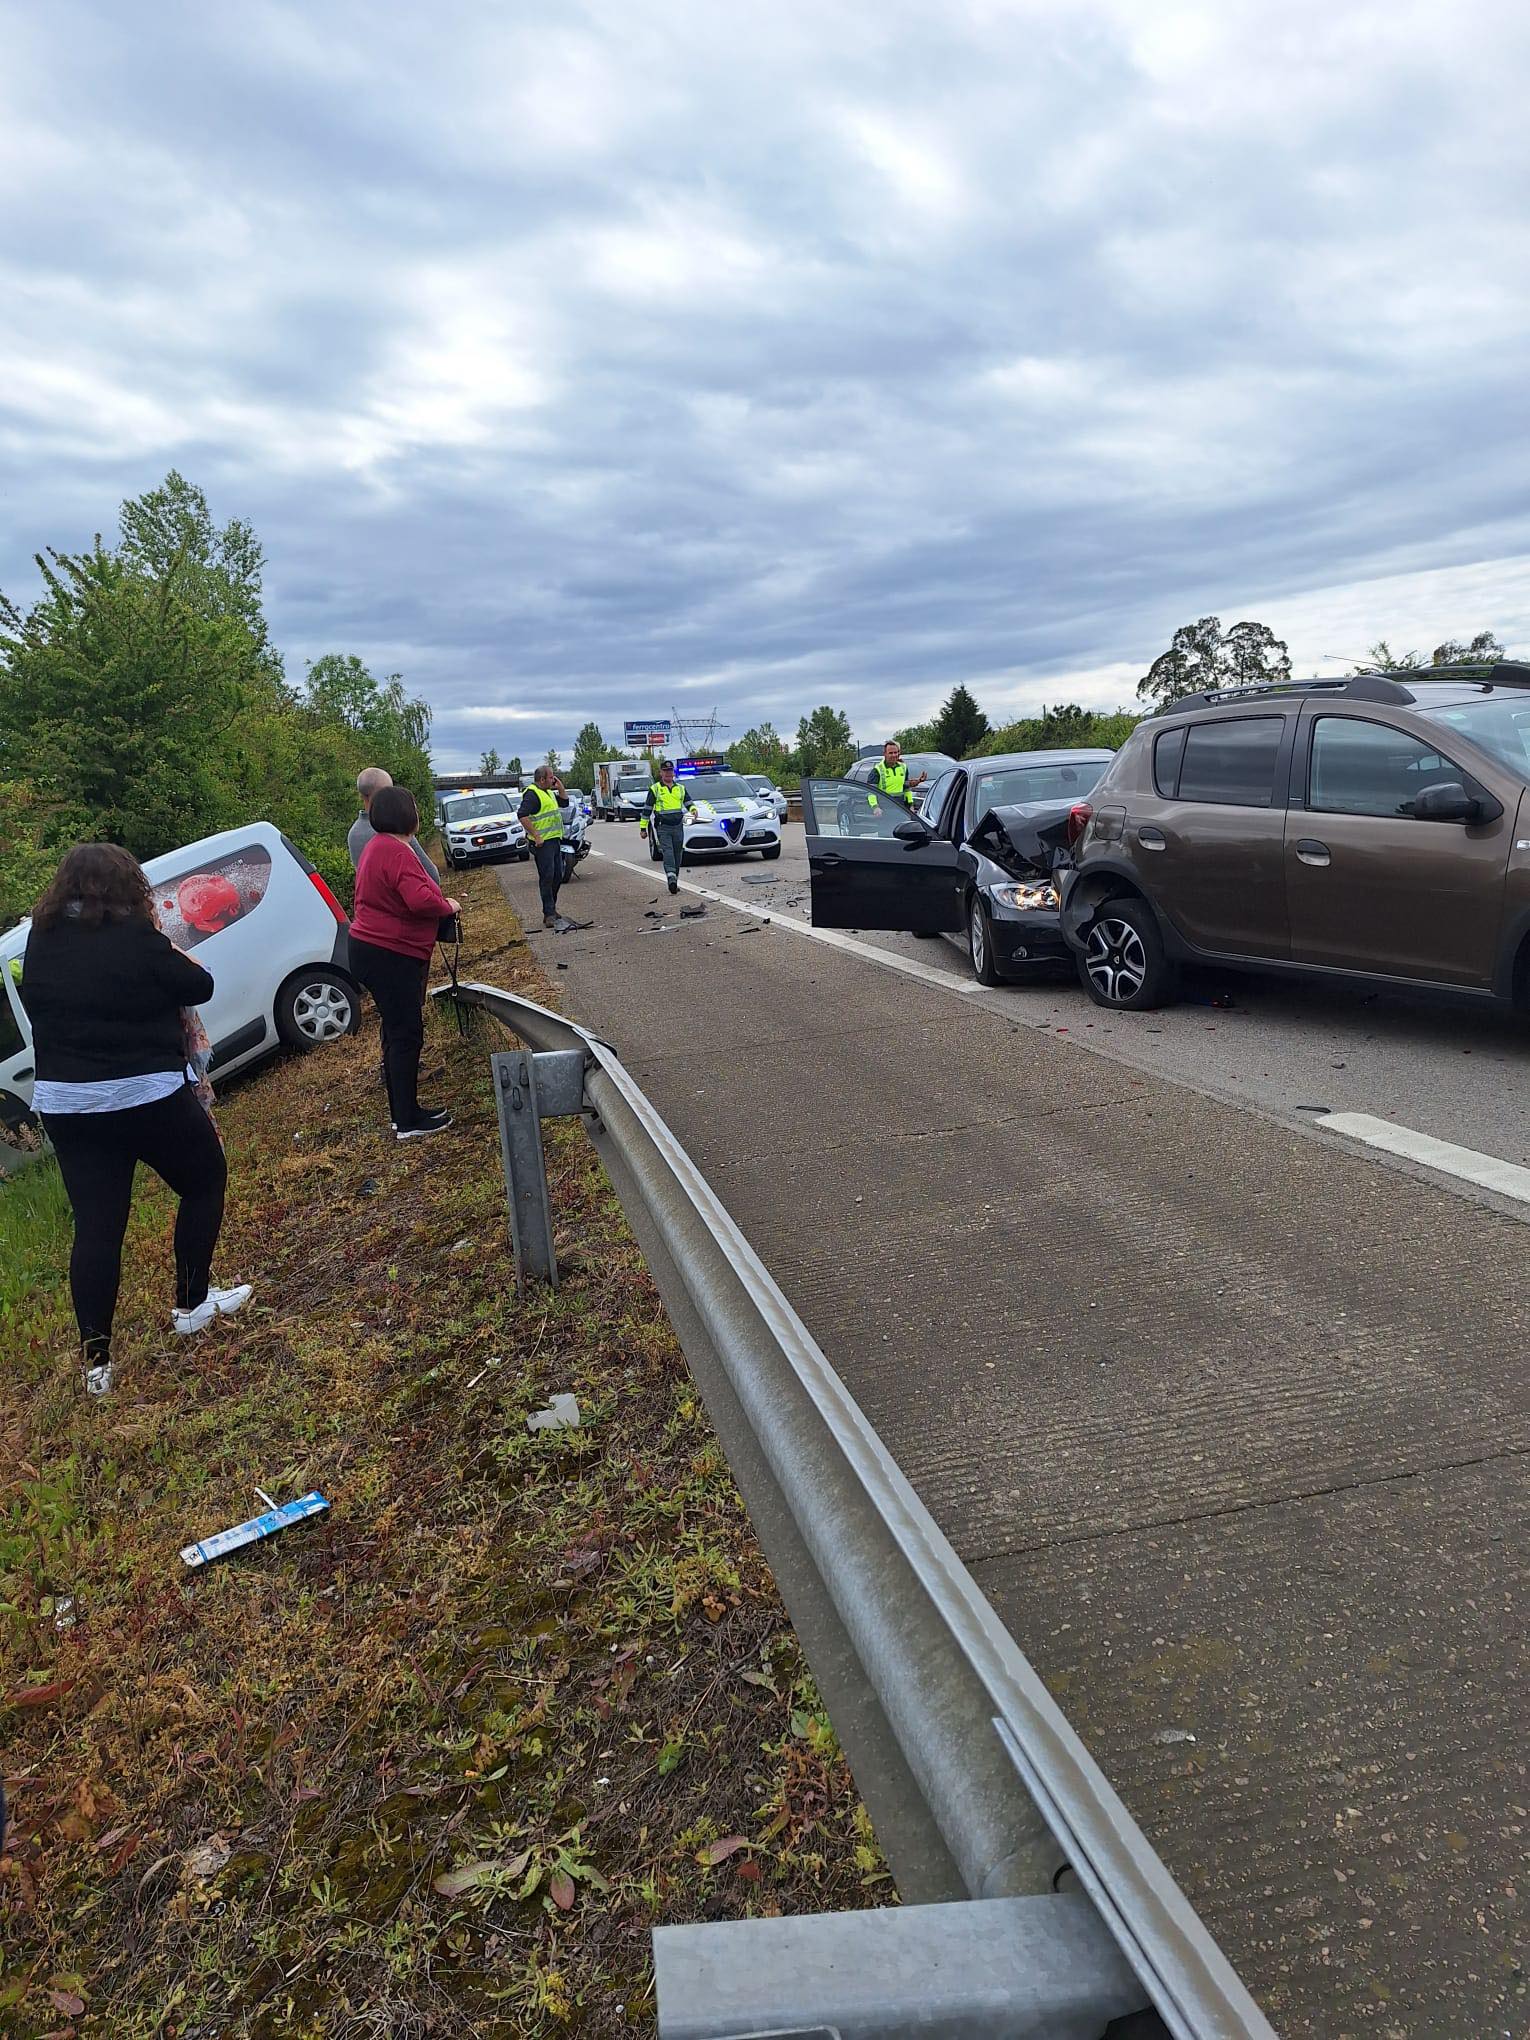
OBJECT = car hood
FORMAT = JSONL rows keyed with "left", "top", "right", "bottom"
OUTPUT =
{"left": 969, "top": 799, "right": 1076, "bottom": 879}
{"left": 448, "top": 813, "right": 518, "bottom": 831}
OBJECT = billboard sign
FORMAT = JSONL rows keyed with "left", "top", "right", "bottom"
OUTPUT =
{"left": 624, "top": 719, "right": 672, "bottom": 749}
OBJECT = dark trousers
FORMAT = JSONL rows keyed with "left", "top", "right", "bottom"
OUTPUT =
{"left": 44, "top": 1085, "right": 227, "bottom": 1362}
{"left": 654, "top": 819, "right": 685, "bottom": 881}
{"left": 534, "top": 840, "right": 563, "bottom": 920}
{"left": 350, "top": 936, "right": 429, "bottom": 1128}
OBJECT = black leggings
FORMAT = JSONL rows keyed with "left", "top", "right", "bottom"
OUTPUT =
{"left": 349, "top": 936, "right": 429, "bottom": 1128}
{"left": 44, "top": 1085, "right": 227, "bottom": 1363}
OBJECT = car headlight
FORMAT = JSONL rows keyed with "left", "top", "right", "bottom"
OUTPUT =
{"left": 990, "top": 880, "right": 1059, "bottom": 911}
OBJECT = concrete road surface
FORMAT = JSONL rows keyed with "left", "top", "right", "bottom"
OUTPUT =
{"left": 507, "top": 831, "right": 1528, "bottom": 2038}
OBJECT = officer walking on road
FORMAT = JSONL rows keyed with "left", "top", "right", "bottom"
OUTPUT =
{"left": 520, "top": 765, "right": 568, "bottom": 929}
{"left": 640, "top": 759, "right": 696, "bottom": 896}
{"left": 871, "top": 741, "right": 926, "bottom": 807}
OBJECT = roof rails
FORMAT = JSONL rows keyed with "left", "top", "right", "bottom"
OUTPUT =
{"left": 1153, "top": 674, "right": 1413, "bottom": 716}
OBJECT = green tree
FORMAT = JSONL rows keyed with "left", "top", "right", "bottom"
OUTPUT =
{"left": 1136, "top": 616, "right": 1226, "bottom": 704}
{"left": 569, "top": 721, "right": 610, "bottom": 789}
{"left": 480, "top": 747, "right": 503, "bottom": 777}
{"left": 544, "top": 745, "right": 562, "bottom": 773}
{"left": 1431, "top": 632, "right": 1504, "bottom": 666}
{"left": 1137, "top": 616, "right": 1288, "bottom": 704}
{"left": 793, "top": 705, "right": 854, "bottom": 779}
{"left": 930, "top": 684, "right": 990, "bottom": 758}
{"left": 893, "top": 720, "right": 937, "bottom": 752}
{"left": 727, "top": 722, "right": 789, "bottom": 777}
{"left": 0, "top": 474, "right": 437, "bottom": 922}
{"left": 1222, "top": 620, "right": 1291, "bottom": 689}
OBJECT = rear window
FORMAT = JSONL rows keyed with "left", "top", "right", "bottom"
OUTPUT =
{"left": 1176, "top": 717, "right": 1284, "bottom": 808}
{"left": 0, "top": 964, "right": 23, "bottom": 1060}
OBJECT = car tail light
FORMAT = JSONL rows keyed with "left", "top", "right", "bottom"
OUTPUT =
{"left": 1066, "top": 802, "right": 1093, "bottom": 849}
{"left": 309, "top": 870, "right": 348, "bottom": 924}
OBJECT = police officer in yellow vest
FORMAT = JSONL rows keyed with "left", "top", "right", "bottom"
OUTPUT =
{"left": 640, "top": 759, "right": 697, "bottom": 895}
{"left": 518, "top": 765, "right": 567, "bottom": 928}
{"left": 870, "top": 740, "right": 927, "bottom": 809}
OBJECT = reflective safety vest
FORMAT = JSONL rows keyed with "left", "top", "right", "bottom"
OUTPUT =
{"left": 650, "top": 780, "right": 688, "bottom": 819}
{"left": 525, "top": 784, "right": 564, "bottom": 845}
{"left": 872, "top": 759, "right": 909, "bottom": 799}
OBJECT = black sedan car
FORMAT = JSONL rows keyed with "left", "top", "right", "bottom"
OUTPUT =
{"left": 802, "top": 750, "right": 1115, "bottom": 983}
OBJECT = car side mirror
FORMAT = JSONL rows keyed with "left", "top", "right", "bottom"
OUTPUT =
{"left": 1410, "top": 781, "right": 1484, "bottom": 823}
{"left": 893, "top": 818, "right": 931, "bottom": 845}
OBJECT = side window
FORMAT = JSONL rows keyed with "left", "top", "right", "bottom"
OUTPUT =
{"left": 1177, "top": 717, "right": 1284, "bottom": 808}
{"left": 936, "top": 775, "right": 967, "bottom": 843}
{"left": 152, "top": 844, "right": 273, "bottom": 950}
{"left": 1153, "top": 726, "right": 1187, "bottom": 797}
{"left": 923, "top": 771, "right": 955, "bottom": 824}
{"left": 804, "top": 779, "right": 927, "bottom": 841}
{"left": 1308, "top": 718, "right": 1464, "bottom": 818}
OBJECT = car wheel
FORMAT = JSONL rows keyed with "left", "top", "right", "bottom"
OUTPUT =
{"left": 968, "top": 893, "right": 1003, "bottom": 986}
{"left": 1078, "top": 898, "right": 1176, "bottom": 1010}
{"left": 276, "top": 969, "right": 360, "bottom": 1049}
{"left": 648, "top": 832, "right": 661, "bottom": 862}
{"left": 761, "top": 843, "right": 781, "bottom": 860}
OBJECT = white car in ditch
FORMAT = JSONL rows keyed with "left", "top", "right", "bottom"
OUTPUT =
{"left": 646, "top": 771, "right": 782, "bottom": 863}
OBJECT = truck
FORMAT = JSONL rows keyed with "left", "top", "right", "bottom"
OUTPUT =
{"left": 594, "top": 758, "right": 654, "bottom": 821}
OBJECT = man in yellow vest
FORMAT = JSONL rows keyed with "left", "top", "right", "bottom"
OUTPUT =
{"left": 870, "top": 741, "right": 926, "bottom": 809}
{"left": 639, "top": 759, "right": 697, "bottom": 895}
{"left": 518, "top": 765, "right": 568, "bottom": 928}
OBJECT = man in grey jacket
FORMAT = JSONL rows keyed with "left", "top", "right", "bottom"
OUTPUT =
{"left": 349, "top": 768, "right": 440, "bottom": 878}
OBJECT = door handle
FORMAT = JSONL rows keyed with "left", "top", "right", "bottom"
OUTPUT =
{"left": 817, "top": 852, "right": 844, "bottom": 867}
{"left": 1136, "top": 826, "right": 1166, "bottom": 851}
{"left": 1295, "top": 838, "right": 1330, "bottom": 867}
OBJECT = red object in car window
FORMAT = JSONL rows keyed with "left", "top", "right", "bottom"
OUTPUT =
{"left": 177, "top": 870, "right": 243, "bottom": 934}
{"left": 1066, "top": 802, "right": 1093, "bottom": 849}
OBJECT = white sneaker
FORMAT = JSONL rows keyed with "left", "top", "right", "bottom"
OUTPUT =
{"left": 172, "top": 1283, "right": 254, "bottom": 1335}
{"left": 84, "top": 1362, "right": 114, "bottom": 1397}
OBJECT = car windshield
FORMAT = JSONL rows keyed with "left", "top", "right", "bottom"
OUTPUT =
{"left": 443, "top": 794, "right": 515, "bottom": 822}
{"left": 743, "top": 776, "right": 772, "bottom": 792}
{"left": 617, "top": 775, "right": 650, "bottom": 794}
{"left": 971, "top": 759, "right": 1108, "bottom": 823}
{"left": 686, "top": 774, "right": 754, "bottom": 801}
{"left": 1416, "top": 695, "right": 1530, "bottom": 775}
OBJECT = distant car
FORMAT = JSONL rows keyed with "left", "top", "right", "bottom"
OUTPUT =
{"left": 0, "top": 821, "right": 360, "bottom": 1161}
{"left": 439, "top": 791, "right": 530, "bottom": 869}
{"left": 801, "top": 750, "right": 1115, "bottom": 983}
{"left": 647, "top": 771, "right": 782, "bottom": 863}
{"left": 1065, "top": 666, "right": 1530, "bottom": 1011}
{"left": 740, "top": 774, "right": 789, "bottom": 822}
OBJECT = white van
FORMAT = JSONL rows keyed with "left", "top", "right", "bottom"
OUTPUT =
{"left": 0, "top": 822, "right": 360, "bottom": 1163}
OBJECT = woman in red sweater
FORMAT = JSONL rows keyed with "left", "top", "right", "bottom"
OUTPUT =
{"left": 350, "top": 786, "right": 459, "bottom": 1139}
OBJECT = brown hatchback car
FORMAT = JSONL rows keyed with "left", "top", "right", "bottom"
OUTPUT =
{"left": 1062, "top": 665, "right": 1530, "bottom": 1011}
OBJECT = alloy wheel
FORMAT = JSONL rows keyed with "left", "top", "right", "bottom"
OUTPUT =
{"left": 1084, "top": 917, "right": 1147, "bottom": 1004}
{"left": 291, "top": 980, "right": 353, "bottom": 1041}
{"left": 970, "top": 899, "right": 986, "bottom": 975}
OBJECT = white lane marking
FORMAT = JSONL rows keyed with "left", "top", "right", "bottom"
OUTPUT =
{"left": 590, "top": 849, "right": 987, "bottom": 998}
{"left": 1317, "top": 1111, "right": 1530, "bottom": 1206}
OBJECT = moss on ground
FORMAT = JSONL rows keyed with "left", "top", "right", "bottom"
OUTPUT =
{"left": 0, "top": 864, "right": 885, "bottom": 2037}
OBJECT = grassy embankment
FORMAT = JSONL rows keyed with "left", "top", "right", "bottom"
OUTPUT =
{"left": 0, "top": 861, "right": 883, "bottom": 2037}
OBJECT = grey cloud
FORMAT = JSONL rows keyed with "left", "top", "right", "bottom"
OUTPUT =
{"left": 3, "top": 0, "right": 1529, "bottom": 768}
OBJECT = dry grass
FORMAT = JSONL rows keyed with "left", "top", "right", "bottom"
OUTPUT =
{"left": 0, "top": 863, "right": 884, "bottom": 2037}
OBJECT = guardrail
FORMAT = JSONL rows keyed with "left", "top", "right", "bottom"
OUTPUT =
{"left": 438, "top": 977, "right": 1278, "bottom": 2040}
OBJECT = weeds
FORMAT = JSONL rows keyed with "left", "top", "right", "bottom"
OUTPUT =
{"left": 0, "top": 862, "right": 881, "bottom": 2036}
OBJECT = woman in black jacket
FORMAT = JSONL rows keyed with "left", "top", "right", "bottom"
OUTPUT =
{"left": 21, "top": 844, "right": 252, "bottom": 1391}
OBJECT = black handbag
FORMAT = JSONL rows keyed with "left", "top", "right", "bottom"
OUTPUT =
{"left": 437, "top": 911, "right": 462, "bottom": 946}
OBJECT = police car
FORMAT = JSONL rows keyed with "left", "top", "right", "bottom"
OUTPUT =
{"left": 439, "top": 790, "right": 530, "bottom": 869}
{"left": 646, "top": 766, "right": 782, "bottom": 862}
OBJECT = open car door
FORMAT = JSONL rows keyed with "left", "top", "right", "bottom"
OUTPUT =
{"left": 802, "top": 779, "right": 964, "bottom": 933}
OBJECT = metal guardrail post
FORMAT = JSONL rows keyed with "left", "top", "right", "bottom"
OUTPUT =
{"left": 490, "top": 1047, "right": 585, "bottom": 1289}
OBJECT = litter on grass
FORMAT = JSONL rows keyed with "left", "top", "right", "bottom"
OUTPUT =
{"left": 180, "top": 1491, "right": 330, "bottom": 1569}
{"left": 527, "top": 1392, "right": 581, "bottom": 1432}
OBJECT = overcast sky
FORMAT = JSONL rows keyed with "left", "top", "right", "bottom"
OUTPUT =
{"left": 4, "top": 0, "right": 1528, "bottom": 768}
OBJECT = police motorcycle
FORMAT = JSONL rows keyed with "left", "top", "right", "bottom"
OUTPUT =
{"left": 558, "top": 795, "right": 591, "bottom": 883}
